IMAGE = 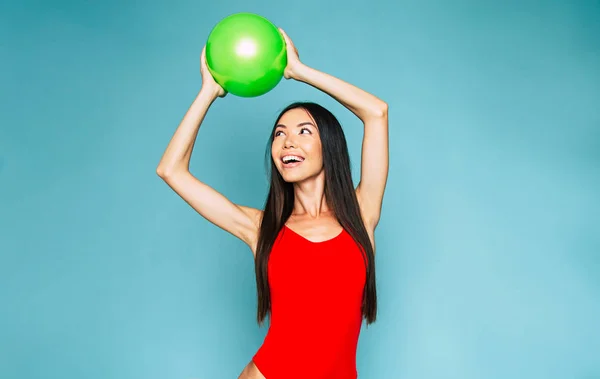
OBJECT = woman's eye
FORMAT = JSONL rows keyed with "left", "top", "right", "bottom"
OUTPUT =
{"left": 300, "top": 128, "right": 310, "bottom": 134}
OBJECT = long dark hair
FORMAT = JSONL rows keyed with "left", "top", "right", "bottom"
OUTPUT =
{"left": 254, "top": 102, "right": 377, "bottom": 326}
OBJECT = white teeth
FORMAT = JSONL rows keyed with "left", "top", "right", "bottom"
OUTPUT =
{"left": 282, "top": 155, "right": 304, "bottom": 163}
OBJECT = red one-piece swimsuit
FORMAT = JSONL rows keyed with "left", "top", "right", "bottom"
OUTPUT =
{"left": 252, "top": 225, "right": 367, "bottom": 379}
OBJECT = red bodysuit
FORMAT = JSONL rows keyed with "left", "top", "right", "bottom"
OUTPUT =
{"left": 252, "top": 225, "right": 367, "bottom": 379}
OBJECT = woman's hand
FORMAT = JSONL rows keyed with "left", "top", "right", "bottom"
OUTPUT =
{"left": 278, "top": 28, "right": 304, "bottom": 80}
{"left": 200, "top": 46, "right": 226, "bottom": 98}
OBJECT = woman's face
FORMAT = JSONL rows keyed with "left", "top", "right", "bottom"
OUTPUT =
{"left": 271, "top": 108, "right": 324, "bottom": 183}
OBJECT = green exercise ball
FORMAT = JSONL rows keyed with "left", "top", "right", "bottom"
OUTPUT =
{"left": 205, "top": 13, "right": 287, "bottom": 97}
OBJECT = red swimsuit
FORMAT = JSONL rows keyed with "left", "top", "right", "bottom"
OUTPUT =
{"left": 252, "top": 225, "right": 367, "bottom": 378}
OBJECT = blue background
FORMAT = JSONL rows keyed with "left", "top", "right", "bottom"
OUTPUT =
{"left": 1, "top": 0, "right": 599, "bottom": 378}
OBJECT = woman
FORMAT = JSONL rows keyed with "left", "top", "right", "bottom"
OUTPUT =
{"left": 156, "top": 29, "right": 389, "bottom": 379}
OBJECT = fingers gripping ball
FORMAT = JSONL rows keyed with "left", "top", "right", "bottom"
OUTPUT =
{"left": 205, "top": 13, "right": 287, "bottom": 97}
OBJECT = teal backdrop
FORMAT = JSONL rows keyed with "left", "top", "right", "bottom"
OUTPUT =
{"left": 1, "top": 0, "right": 599, "bottom": 378}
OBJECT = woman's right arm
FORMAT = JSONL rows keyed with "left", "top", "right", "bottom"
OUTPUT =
{"left": 156, "top": 48, "right": 262, "bottom": 254}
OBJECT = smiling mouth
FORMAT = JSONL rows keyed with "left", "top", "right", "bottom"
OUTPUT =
{"left": 281, "top": 155, "right": 305, "bottom": 168}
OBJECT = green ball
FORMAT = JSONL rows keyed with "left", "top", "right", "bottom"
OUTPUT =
{"left": 205, "top": 13, "right": 287, "bottom": 97}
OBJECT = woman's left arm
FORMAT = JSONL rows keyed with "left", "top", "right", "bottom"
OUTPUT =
{"left": 280, "top": 29, "right": 389, "bottom": 230}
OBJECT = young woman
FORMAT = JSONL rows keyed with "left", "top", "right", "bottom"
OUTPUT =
{"left": 157, "top": 29, "right": 389, "bottom": 379}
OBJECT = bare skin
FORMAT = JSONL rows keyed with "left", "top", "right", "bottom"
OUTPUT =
{"left": 270, "top": 107, "right": 367, "bottom": 244}
{"left": 156, "top": 28, "right": 388, "bottom": 378}
{"left": 237, "top": 361, "right": 266, "bottom": 379}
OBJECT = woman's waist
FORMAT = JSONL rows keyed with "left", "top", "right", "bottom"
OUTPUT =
{"left": 254, "top": 331, "right": 359, "bottom": 375}
{"left": 263, "top": 318, "right": 362, "bottom": 350}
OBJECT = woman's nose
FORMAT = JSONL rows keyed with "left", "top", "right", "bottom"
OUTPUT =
{"left": 284, "top": 136, "right": 296, "bottom": 148}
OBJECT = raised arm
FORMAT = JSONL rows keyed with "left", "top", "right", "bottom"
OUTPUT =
{"left": 279, "top": 29, "right": 389, "bottom": 231}
{"left": 156, "top": 47, "right": 262, "bottom": 254}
